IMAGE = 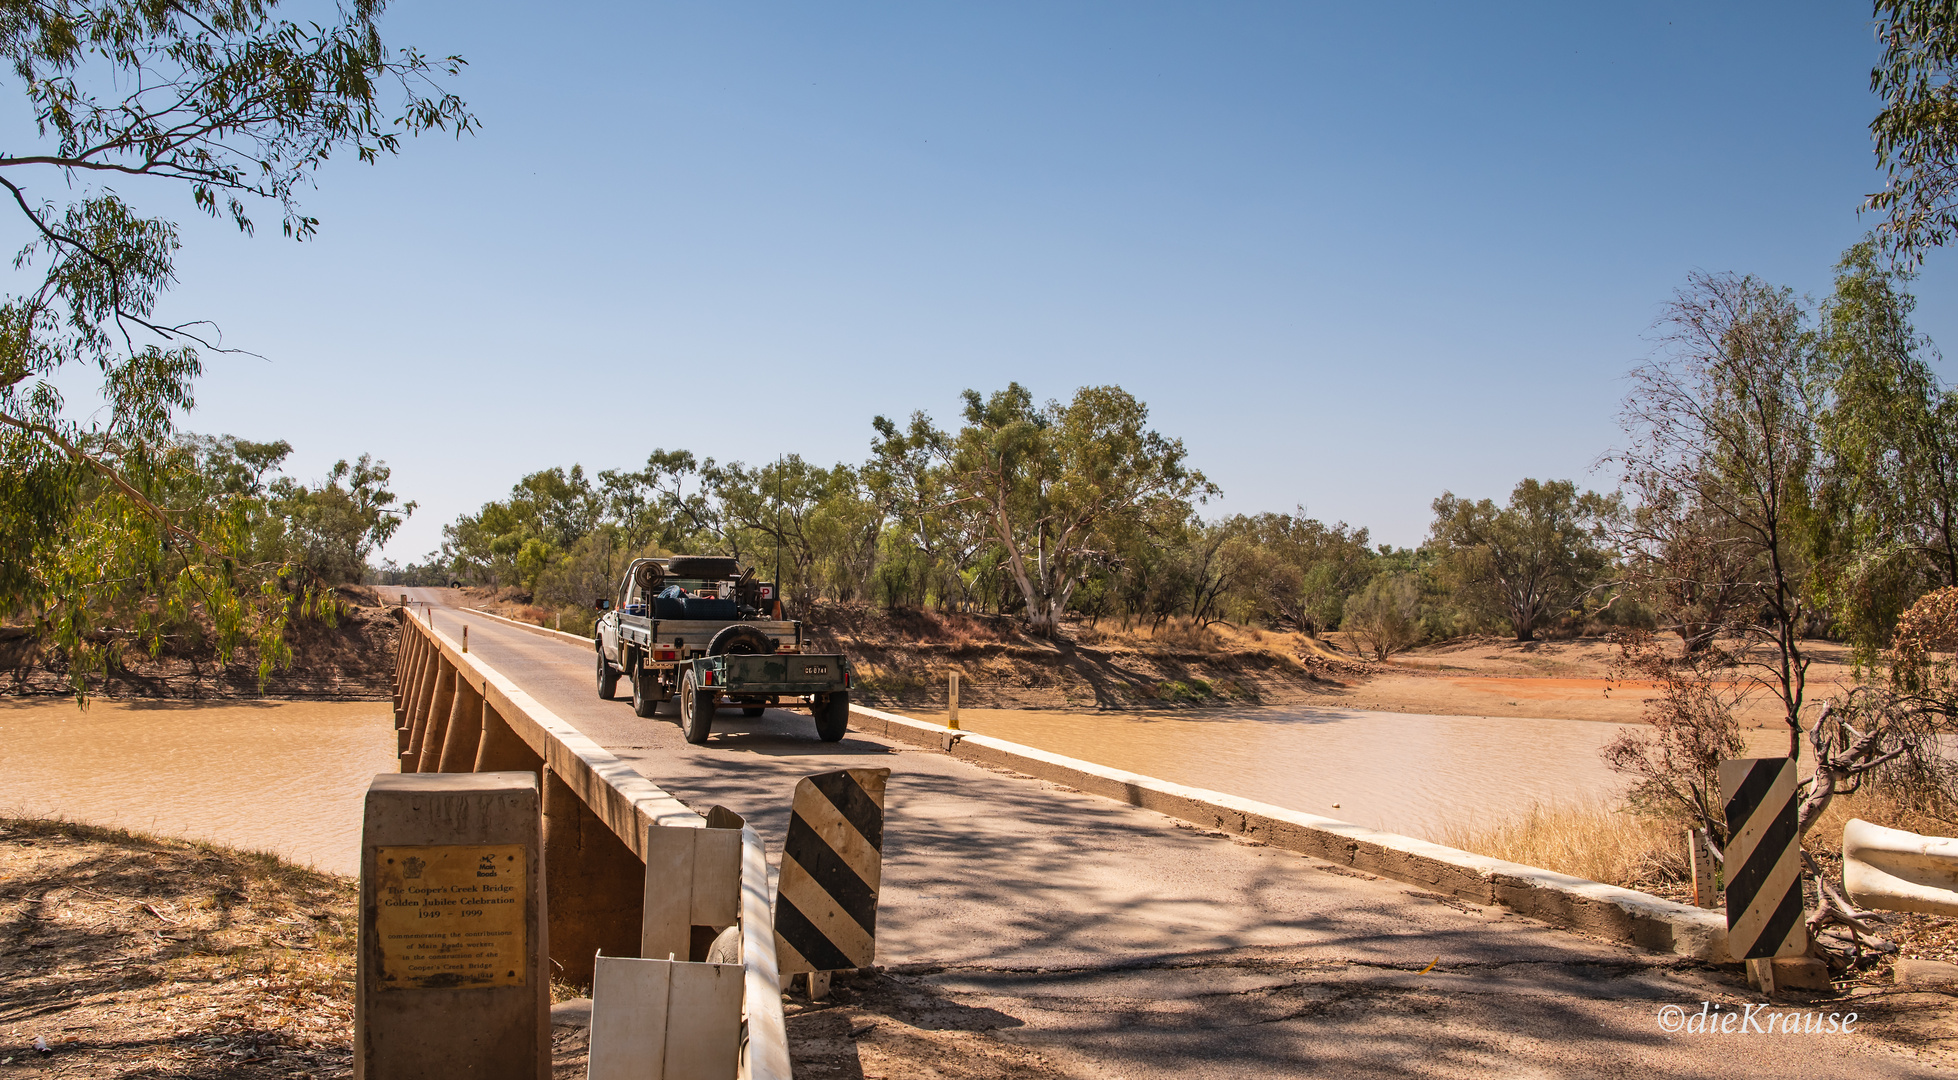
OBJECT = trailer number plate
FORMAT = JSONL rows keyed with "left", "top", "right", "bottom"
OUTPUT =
{"left": 802, "top": 664, "right": 828, "bottom": 676}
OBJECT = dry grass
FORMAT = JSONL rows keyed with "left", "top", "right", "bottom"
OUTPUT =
{"left": 1435, "top": 793, "right": 1958, "bottom": 976}
{"left": 1434, "top": 799, "right": 1686, "bottom": 890}
{"left": 0, "top": 816, "right": 357, "bottom": 1077}
{"left": 859, "top": 606, "right": 1019, "bottom": 648}
{"left": 1074, "top": 615, "right": 1230, "bottom": 652}
{"left": 1436, "top": 791, "right": 1958, "bottom": 895}
{"left": 516, "top": 605, "right": 558, "bottom": 628}
{"left": 1074, "top": 616, "right": 1329, "bottom": 660}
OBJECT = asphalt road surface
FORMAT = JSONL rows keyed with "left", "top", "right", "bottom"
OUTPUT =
{"left": 402, "top": 590, "right": 1952, "bottom": 1079}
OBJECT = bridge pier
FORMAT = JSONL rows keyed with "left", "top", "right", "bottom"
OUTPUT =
{"left": 391, "top": 631, "right": 421, "bottom": 755}
{"left": 416, "top": 666, "right": 458, "bottom": 772}
{"left": 438, "top": 678, "right": 485, "bottom": 772}
{"left": 475, "top": 703, "right": 545, "bottom": 777}
{"left": 389, "top": 607, "right": 682, "bottom": 988}
{"left": 404, "top": 645, "right": 440, "bottom": 770}
{"left": 544, "top": 767, "right": 646, "bottom": 987}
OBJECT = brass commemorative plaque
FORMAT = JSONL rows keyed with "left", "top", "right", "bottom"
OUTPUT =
{"left": 373, "top": 845, "right": 527, "bottom": 990}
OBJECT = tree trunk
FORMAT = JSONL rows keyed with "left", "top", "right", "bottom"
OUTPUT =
{"left": 1027, "top": 605, "right": 1059, "bottom": 637}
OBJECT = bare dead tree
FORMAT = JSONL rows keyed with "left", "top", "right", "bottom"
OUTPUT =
{"left": 1608, "top": 271, "right": 1825, "bottom": 759}
{"left": 1793, "top": 694, "right": 1937, "bottom": 964}
{"left": 1601, "top": 631, "right": 1751, "bottom": 852}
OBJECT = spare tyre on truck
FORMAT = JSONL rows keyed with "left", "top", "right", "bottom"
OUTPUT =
{"left": 591, "top": 555, "right": 853, "bottom": 744}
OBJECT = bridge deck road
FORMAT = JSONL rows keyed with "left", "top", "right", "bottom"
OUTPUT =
{"left": 402, "top": 590, "right": 1947, "bottom": 1079}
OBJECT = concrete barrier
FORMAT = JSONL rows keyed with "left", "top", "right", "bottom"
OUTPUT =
{"left": 392, "top": 609, "right": 790, "bottom": 1080}
{"left": 462, "top": 605, "right": 595, "bottom": 648}
{"left": 847, "top": 703, "right": 1732, "bottom": 964}
{"left": 1844, "top": 817, "right": 1958, "bottom": 917}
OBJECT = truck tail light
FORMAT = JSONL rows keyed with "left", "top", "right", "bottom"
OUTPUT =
{"left": 703, "top": 669, "right": 715, "bottom": 686}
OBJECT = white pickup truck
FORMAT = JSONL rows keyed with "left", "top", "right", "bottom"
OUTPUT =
{"left": 592, "top": 555, "right": 852, "bottom": 744}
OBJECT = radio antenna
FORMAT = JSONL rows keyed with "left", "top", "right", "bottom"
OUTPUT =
{"left": 774, "top": 455, "right": 783, "bottom": 605}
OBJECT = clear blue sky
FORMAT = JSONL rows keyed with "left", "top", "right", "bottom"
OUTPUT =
{"left": 31, "top": 2, "right": 1956, "bottom": 560}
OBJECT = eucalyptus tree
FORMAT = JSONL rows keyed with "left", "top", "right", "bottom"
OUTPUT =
{"left": 0, "top": 0, "right": 469, "bottom": 691}
{"left": 1342, "top": 572, "right": 1424, "bottom": 660}
{"left": 1814, "top": 239, "right": 1958, "bottom": 658}
{"left": 269, "top": 453, "right": 414, "bottom": 588}
{"left": 914, "top": 383, "right": 1215, "bottom": 635}
{"left": 708, "top": 456, "right": 883, "bottom": 609}
{"left": 870, "top": 410, "right": 987, "bottom": 609}
{"left": 1870, "top": 0, "right": 1958, "bottom": 262}
{"left": 1230, "top": 510, "right": 1375, "bottom": 636}
{"left": 1429, "top": 479, "right": 1619, "bottom": 642}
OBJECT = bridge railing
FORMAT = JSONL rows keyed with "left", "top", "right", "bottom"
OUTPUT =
{"left": 391, "top": 607, "right": 790, "bottom": 1080}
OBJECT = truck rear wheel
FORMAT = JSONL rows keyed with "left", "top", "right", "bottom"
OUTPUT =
{"left": 813, "top": 691, "right": 849, "bottom": 742}
{"left": 632, "top": 663, "right": 661, "bottom": 718}
{"left": 680, "top": 669, "right": 715, "bottom": 745}
{"left": 741, "top": 706, "right": 766, "bottom": 717}
{"left": 596, "top": 651, "right": 619, "bottom": 700}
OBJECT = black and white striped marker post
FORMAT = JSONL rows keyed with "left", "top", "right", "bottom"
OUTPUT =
{"left": 1719, "top": 757, "right": 1807, "bottom": 967}
{"left": 775, "top": 767, "right": 889, "bottom": 996}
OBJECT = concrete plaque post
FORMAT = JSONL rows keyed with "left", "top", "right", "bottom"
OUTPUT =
{"left": 356, "top": 772, "right": 548, "bottom": 1080}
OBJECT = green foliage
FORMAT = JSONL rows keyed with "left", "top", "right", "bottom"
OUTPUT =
{"left": 269, "top": 453, "right": 414, "bottom": 588}
{"left": 926, "top": 383, "right": 1218, "bottom": 634}
{"left": 439, "top": 385, "right": 1419, "bottom": 640}
{"left": 1429, "top": 479, "right": 1620, "bottom": 642}
{"left": 5, "top": 432, "right": 410, "bottom": 696}
{"left": 1152, "top": 679, "right": 1214, "bottom": 703}
{"left": 0, "top": 1, "right": 467, "bottom": 699}
{"left": 1343, "top": 572, "right": 1425, "bottom": 660}
{"left": 1812, "top": 238, "right": 1958, "bottom": 666}
{"left": 1228, "top": 511, "right": 1375, "bottom": 635}
{"left": 1869, "top": 1, "right": 1958, "bottom": 263}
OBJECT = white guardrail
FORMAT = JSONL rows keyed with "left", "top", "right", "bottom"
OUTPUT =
{"left": 1844, "top": 817, "right": 1958, "bottom": 917}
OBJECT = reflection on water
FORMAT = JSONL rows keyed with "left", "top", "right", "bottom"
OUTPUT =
{"left": 0, "top": 698, "right": 394, "bottom": 875}
{"left": 945, "top": 705, "right": 1642, "bottom": 840}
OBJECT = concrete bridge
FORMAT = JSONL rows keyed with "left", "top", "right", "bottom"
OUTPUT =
{"left": 393, "top": 589, "right": 1942, "bottom": 1079}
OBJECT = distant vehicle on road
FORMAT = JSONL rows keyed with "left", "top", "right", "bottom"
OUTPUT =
{"left": 592, "top": 555, "right": 853, "bottom": 744}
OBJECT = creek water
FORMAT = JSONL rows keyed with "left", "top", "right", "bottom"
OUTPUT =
{"left": 0, "top": 694, "right": 1714, "bottom": 873}
{"left": 940, "top": 705, "right": 1647, "bottom": 839}
{"left": 0, "top": 698, "right": 394, "bottom": 876}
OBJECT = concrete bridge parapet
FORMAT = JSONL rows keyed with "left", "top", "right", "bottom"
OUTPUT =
{"left": 389, "top": 607, "right": 790, "bottom": 1080}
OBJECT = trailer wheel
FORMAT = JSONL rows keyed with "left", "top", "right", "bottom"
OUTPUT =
{"left": 632, "top": 662, "right": 661, "bottom": 718}
{"left": 680, "top": 669, "right": 715, "bottom": 745}
{"left": 596, "top": 651, "right": 619, "bottom": 700}
{"left": 813, "top": 691, "right": 849, "bottom": 742}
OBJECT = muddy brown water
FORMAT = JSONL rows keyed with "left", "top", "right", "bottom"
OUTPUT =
{"left": 0, "top": 694, "right": 1775, "bottom": 873}
{"left": 936, "top": 705, "right": 1697, "bottom": 839}
{"left": 0, "top": 698, "right": 394, "bottom": 876}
